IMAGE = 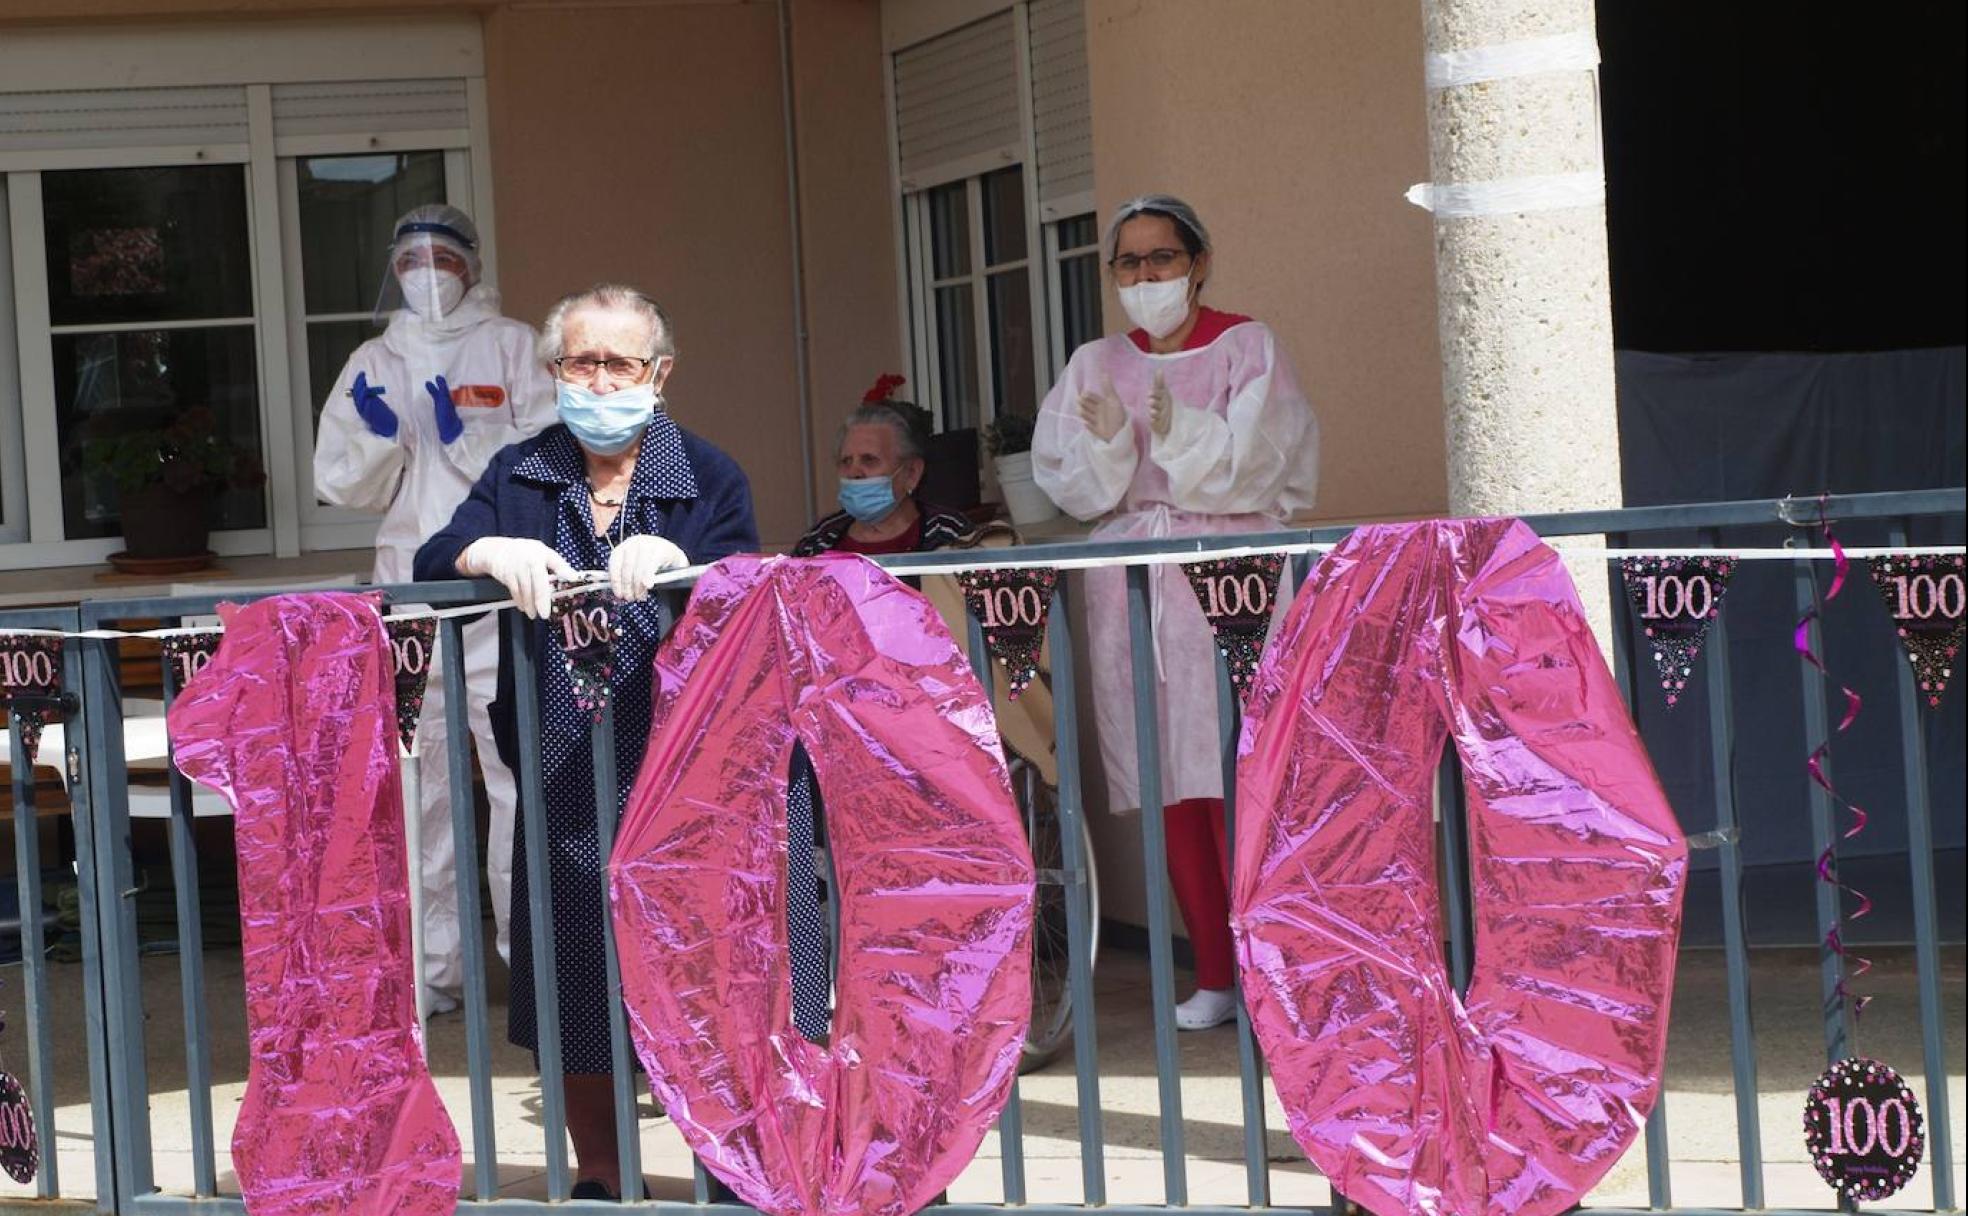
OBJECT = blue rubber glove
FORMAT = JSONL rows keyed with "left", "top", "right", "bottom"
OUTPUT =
{"left": 427, "top": 375, "right": 463, "bottom": 445}
{"left": 350, "top": 371, "right": 398, "bottom": 439}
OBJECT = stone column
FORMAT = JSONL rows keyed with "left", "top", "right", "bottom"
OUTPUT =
{"left": 1418, "top": 0, "right": 1620, "bottom": 650}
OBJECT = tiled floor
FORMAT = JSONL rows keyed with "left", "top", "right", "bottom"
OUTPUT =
{"left": 4, "top": 938, "right": 1963, "bottom": 1209}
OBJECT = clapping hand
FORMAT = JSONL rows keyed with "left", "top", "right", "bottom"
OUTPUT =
{"left": 1078, "top": 375, "right": 1127, "bottom": 442}
{"left": 350, "top": 372, "right": 398, "bottom": 439}
{"left": 1148, "top": 371, "right": 1173, "bottom": 438}
{"left": 427, "top": 375, "right": 463, "bottom": 444}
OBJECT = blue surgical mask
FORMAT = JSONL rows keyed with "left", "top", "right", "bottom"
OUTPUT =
{"left": 557, "top": 380, "right": 657, "bottom": 455}
{"left": 838, "top": 475, "right": 898, "bottom": 523}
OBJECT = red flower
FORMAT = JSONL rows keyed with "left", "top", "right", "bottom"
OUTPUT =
{"left": 863, "top": 372, "right": 907, "bottom": 404}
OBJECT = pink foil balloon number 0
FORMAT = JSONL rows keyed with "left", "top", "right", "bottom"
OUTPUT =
{"left": 1233, "top": 520, "right": 1689, "bottom": 1216}
{"left": 609, "top": 555, "right": 1035, "bottom": 1216}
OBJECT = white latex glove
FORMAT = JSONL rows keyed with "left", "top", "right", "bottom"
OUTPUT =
{"left": 1078, "top": 375, "right": 1127, "bottom": 443}
{"left": 608, "top": 534, "right": 689, "bottom": 603}
{"left": 457, "top": 536, "right": 576, "bottom": 620}
{"left": 1148, "top": 370, "right": 1173, "bottom": 438}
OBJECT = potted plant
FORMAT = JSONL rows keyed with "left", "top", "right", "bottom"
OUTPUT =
{"left": 81, "top": 405, "right": 267, "bottom": 569}
{"left": 982, "top": 411, "right": 1059, "bottom": 527}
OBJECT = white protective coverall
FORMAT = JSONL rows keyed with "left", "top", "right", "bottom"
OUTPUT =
{"left": 314, "top": 282, "right": 555, "bottom": 988}
{"left": 1032, "top": 319, "right": 1319, "bottom": 811}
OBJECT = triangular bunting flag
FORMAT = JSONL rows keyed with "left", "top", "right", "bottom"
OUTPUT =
{"left": 957, "top": 567, "right": 1056, "bottom": 698}
{"left": 553, "top": 588, "right": 619, "bottom": 719}
{"left": 160, "top": 630, "right": 223, "bottom": 693}
{"left": 384, "top": 615, "right": 438, "bottom": 753}
{"left": 1620, "top": 556, "right": 1737, "bottom": 708}
{"left": 0, "top": 633, "right": 63, "bottom": 763}
{"left": 1180, "top": 554, "right": 1286, "bottom": 709}
{"left": 1868, "top": 553, "right": 1965, "bottom": 709}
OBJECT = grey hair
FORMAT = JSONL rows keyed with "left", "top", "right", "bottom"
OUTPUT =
{"left": 836, "top": 403, "right": 923, "bottom": 463}
{"left": 1103, "top": 193, "right": 1212, "bottom": 262}
{"left": 537, "top": 283, "right": 676, "bottom": 363}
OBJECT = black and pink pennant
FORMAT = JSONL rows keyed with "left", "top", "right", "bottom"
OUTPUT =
{"left": 1868, "top": 553, "right": 1965, "bottom": 709}
{"left": 553, "top": 588, "right": 619, "bottom": 719}
{"left": 160, "top": 630, "right": 223, "bottom": 694}
{"left": 958, "top": 567, "right": 1056, "bottom": 699}
{"left": 0, "top": 633, "right": 63, "bottom": 762}
{"left": 1620, "top": 556, "right": 1737, "bottom": 708}
{"left": 384, "top": 616, "right": 438, "bottom": 754}
{"left": 1180, "top": 554, "right": 1286, "bottom": 709}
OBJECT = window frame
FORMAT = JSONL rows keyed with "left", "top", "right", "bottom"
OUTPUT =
{"left": 280, "top": 143, "right": 477, "bottom": 553}
{"left": 0, "top": 17, "right": 490, "bottom": 571}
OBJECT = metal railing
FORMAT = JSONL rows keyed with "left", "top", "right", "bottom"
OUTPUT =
{"left": 3, "top": 487, "right": 1962, "bottom": 1214}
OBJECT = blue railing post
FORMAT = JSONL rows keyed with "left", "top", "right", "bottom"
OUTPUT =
{"left": 1791, "top": 559, "right": 1858, "bottom": 1069}
{"left": 503, "top": 609, "right": 571, "bottom": 1200}
{"left": 438, "top": 614, "right": 501, "bottom": 1203}
{"left": 1124, "top": 563, "right": 1188, "bottom": 1204}
{"left": 1047, "top": 576, "right": 1107, "bottom": 1204}
{"left": 1886, "top": 522, "right": 1957, "bottom": 1213}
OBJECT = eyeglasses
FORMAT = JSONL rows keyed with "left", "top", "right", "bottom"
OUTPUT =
{"left": 1108, "top": 248, "right": 1190, "bottom": 277}
{"left": 554, "top": 355, "right": 656, "bottom": 379}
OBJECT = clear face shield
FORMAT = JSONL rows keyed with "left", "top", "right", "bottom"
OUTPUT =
{"left": 371, "top": 220, "right": 480, "bottom": 325}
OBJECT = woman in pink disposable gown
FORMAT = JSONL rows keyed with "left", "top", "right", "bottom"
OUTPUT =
{"left": 1032, "top": 194, "right": 1320, "bottom": 1031}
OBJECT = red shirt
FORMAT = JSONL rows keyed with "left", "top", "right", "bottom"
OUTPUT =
{"left": 1128, "top": 305, "right": 1253, "bottom": 353}
{"left": 834, "top": 515, "right": 923, "bottom": 556}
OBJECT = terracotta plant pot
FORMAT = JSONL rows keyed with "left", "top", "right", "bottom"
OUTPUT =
{"left": 118, "top": 483, "right": 214, "bottom": 561}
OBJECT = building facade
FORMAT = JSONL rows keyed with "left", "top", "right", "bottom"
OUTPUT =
{"left": 0, "top": 0, "right": 1445, "bottom": 563}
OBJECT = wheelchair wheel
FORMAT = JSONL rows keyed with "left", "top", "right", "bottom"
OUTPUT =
{"left": 1012, "top": 755, "right": 1099, "bottom": 1073}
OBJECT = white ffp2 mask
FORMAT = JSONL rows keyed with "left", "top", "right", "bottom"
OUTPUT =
{"left": 1117, "top": 274, "right": 1194, "bottom": 340}
{"left": 397, "top": 267, "right": 466, "bottom": 320}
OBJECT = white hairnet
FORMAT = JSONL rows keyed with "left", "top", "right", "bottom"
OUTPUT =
{"left": 1103, "top": 193, "right": 1212, "bottom": 262}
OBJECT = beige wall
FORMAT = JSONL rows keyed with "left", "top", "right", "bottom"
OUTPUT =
{"left": 1085, "top": 0, "right": 1446, "bottom": 526}
{"left": 789, "top": 0, "right": 906, "bottom": 511}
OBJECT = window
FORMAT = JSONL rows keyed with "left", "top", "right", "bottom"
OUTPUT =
{"left": 913, "top": 167, "right": 1040, "bottom": 431}
{"left": 1047, "top": 211, "right": 1101, "bottom": 377}
{"left": 287, "top": 152, "right": 450, "bottom": 530}
{"left": 43, "top": 166, "right": 265, "bottom": 541}
{"left": 0, "top": 19, "right": 486, "bottom": 569}
{"left": 891, "top": 3, "right": 1092, "bottom": 433}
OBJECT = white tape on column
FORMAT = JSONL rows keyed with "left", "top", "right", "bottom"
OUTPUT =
{"left": 1404, "top": 170, "right": 1604, "bottom": 218}
{"left": 1425, "top": 28, "right": 1599, "bottom": 90}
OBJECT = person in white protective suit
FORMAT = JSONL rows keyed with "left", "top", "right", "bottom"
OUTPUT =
{"left": 1032, "top": 194, "right": 1320, "bottom": 1032}
{"left": 313, "top": 204, "right": 556, "bottom": 1010}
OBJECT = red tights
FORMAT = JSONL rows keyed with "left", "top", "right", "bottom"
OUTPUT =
{"left": 1165, "top": 797, "right": 1235, "bottom": 990}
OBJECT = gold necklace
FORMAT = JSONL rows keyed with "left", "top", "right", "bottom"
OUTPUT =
{"left": 587, "top": 482, "right": 625, "bottom": 508}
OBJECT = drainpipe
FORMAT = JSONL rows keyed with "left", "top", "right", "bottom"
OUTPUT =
{"left": 778, "top": 0, "right": 818, "bottom": 521}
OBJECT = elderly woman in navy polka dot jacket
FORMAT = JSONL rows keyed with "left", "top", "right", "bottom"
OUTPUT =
{"left": 416, "top": 283, "right": 758, "bottom": 1201}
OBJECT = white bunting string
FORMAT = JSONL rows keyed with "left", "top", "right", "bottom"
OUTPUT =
{"left": 2, "top": 544, "right": 1961, "bottom": 642}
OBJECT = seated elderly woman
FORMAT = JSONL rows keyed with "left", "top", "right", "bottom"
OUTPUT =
{"left": 415, "top": 283, "right": 757, "bottom": 1201}
{"left": 782, "top": 387, "right": 1056, "bottom": 1043}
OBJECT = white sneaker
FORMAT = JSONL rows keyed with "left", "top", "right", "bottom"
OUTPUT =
{"left": 1174, "top": 987, "right": 1237, "bottom": 1031}
{"left": 425, "top": 987, "right": 461, "bottom": 1016}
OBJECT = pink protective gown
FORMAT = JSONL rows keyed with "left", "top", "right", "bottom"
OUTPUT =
{"left": 168, "top": 592, "right": 460, "bottom": 1216}
{"left": 1031, "top": 313, "right": 1320, "bottom": 810}
{"left": 1232, "top": 520, "right": 1688, "bottom": 1216}
{"left": 608, "top": 555, "right": 1034, "bottom": 1216}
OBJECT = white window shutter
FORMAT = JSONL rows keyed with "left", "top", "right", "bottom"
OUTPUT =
{"left": 1028, "top": 0, "right": 1093, "bottom": 210}
{"left": 270, "top": 79, "right": 469, "bottom": 139}
{"left": 0, "top": 85, "right": 247, "bottom": 153}
{"left": 894, "top": 12, "right": 1021, "bottom": 191}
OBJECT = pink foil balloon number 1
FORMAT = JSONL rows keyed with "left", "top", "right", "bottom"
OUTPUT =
{"left": 610, "top": 555, "right": 1035, "bottom": 1216}
{"left": 170, "top": 593, "right": 461, "bottom": 1216}
{"left": 1233, "top": 520, "right": 1689, "bottom": 1216}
